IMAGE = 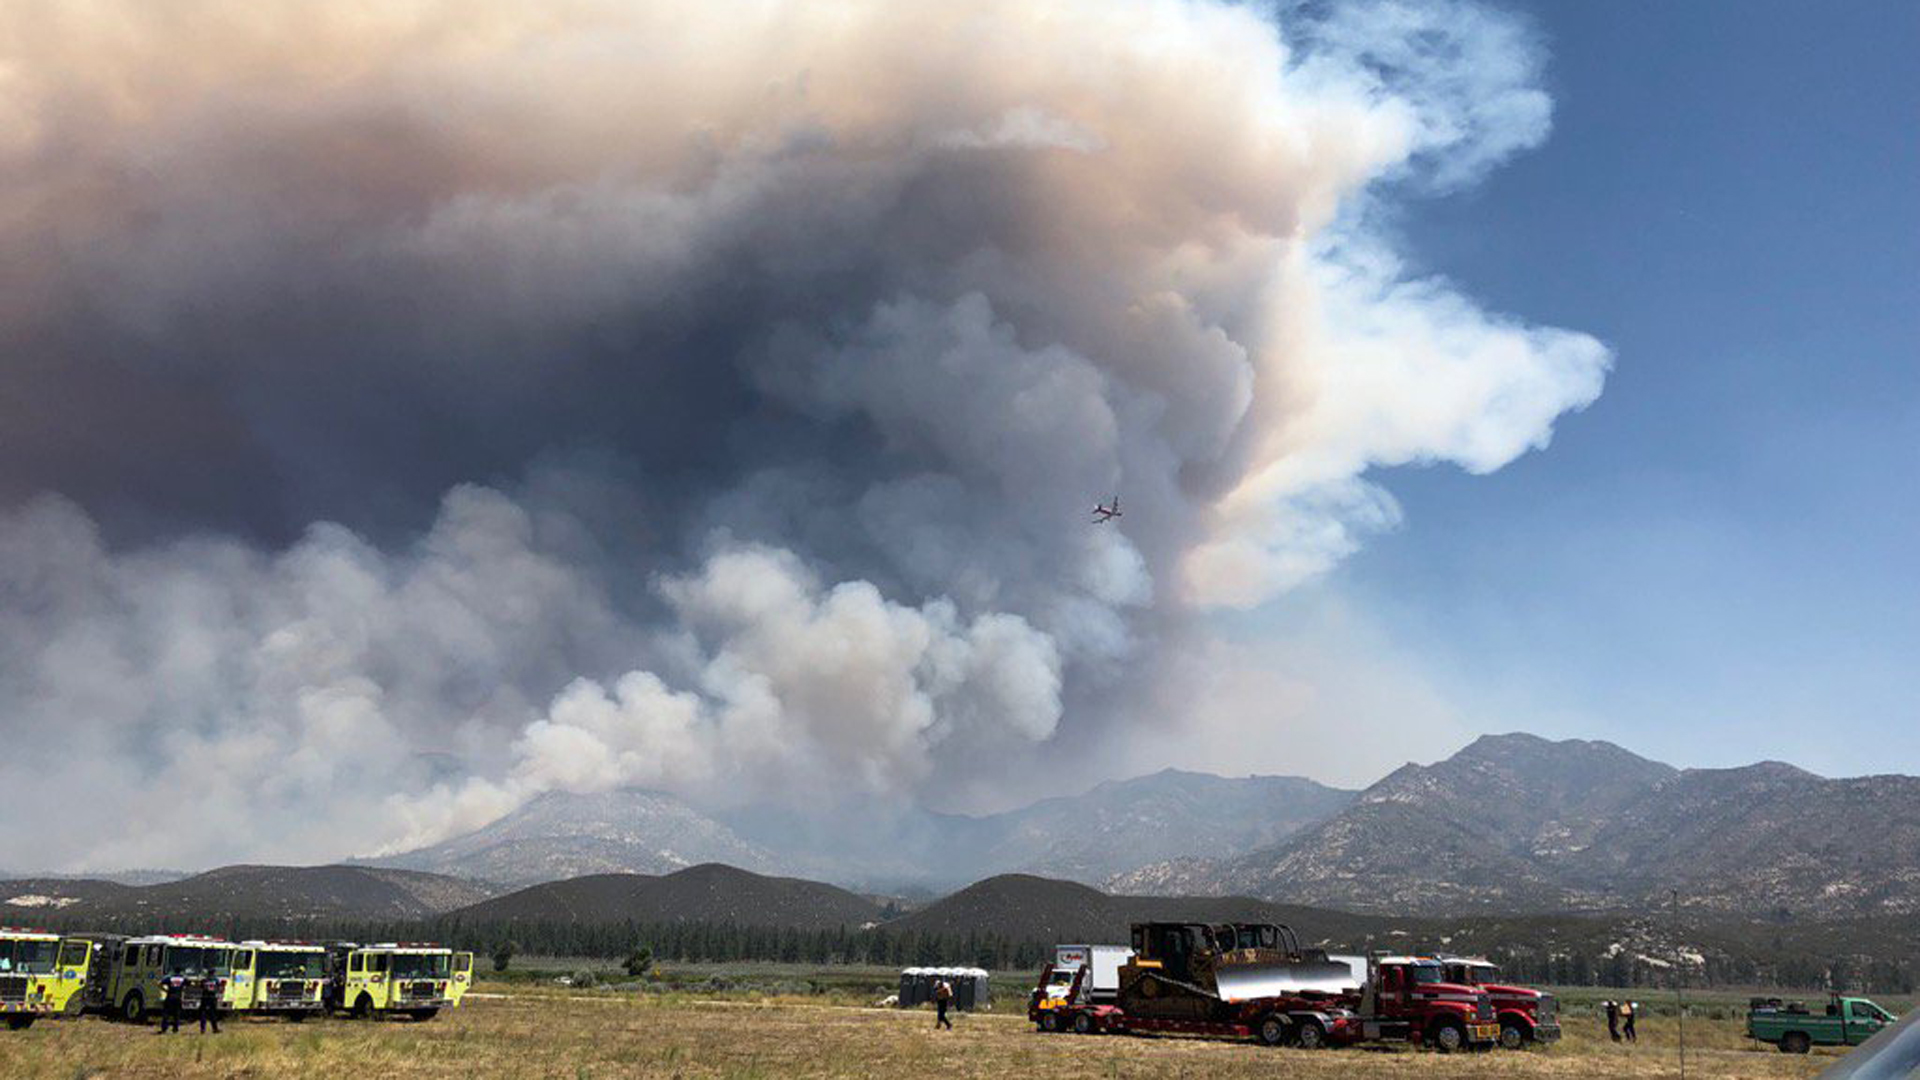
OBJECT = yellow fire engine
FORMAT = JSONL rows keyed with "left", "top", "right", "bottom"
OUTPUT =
{"left": 1, "top": 928, "right": 92, "bottom": 1029}
{"left": 227, "top": 940, "right": 328, "bottom": 1018}
{"left": 326, "top": 942, "right": 473, "bottom": 1019}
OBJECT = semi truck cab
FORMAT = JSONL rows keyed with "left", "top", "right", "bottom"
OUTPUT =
{"left": 1433, "top": 955, "right": 1561, "bottom": 1048}
{"left": 1360, "top": 956, "right": 1501, "bottom": 1051}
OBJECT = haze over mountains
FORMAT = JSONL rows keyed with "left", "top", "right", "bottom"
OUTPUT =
{"left": 1115, "top": 734, "right": 1920, "bottom": 918}
{"left": 367, "top": 770, "right": 1357, "bottom": 892}
{"left": 348, "top": 732, "right": 1920, "bottom": 922}
{"left": 13, "top": 734, "right": 1914, "bottom": 929}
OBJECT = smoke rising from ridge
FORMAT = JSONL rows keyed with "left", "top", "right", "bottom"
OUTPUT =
{"left": 0, "top": 0, "right": 1607, "bottom": 870}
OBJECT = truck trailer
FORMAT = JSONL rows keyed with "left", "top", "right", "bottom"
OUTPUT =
{"left": 1031, "top": 923, "right": 1499, "bottom": 1052}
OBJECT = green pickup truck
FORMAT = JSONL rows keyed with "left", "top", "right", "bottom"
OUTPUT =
{"left": 1748, "top": 995, "right": 1898, "bottom": 1053}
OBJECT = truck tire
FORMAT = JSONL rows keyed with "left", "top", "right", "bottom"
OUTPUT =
{"left": 1430, "top": 1020, "right": 1467, "bottom": 1053}
{"left": 410, "top": 1008, "right": 440, "bottom": 1021}
{"left": 1295, "top": 1019, "right": 1327, "bottom": 1049}
{"left": 1499, "top": 1021, "right": 1527, "bottom": 1049}
{"left": 352, "top": 994, "right": 373, "bottom": 1020}
{"left": 1256, "top": 1013, "right": 1290, "bottom": 1046}
{"left": 1072, "top": 1011, "right": 1096, "bottom": 1035}
{"left": 1038, "top": 1011, "right": 1059, "bottom": 1032}
{"left": 5, "top": 1016, "right": 34, "bottom": 1030}
{"left": 122, "top": 991, "right": 146, "bottom": 1024}
{"left": 1781, "top": 1032, "right": 1811, "bottom": 1054}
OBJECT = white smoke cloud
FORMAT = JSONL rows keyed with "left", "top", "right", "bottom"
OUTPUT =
{"left": 0, "top": 0, "right": 1609, "bottom": 870}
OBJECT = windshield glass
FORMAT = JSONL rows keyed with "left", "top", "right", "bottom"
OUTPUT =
{"left": 163, "top": 947, "right": 230, "bottom": 976}
{"left": 0, "top": 939, "right": 58, "bottom": 974}
{"left": 1408, "top": 964, "right": 1447, "bottom": 985}
{"left": 391, "top": 953, "right": 452, "bottom": 979}
{"left": 258, "top": 951, "right": 325, "bottom": 979}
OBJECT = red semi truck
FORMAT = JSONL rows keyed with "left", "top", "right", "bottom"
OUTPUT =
{"left": 1432, "top": 954, "right": 1561, "bottom": 1049}
{"left": 1029, "top": 922, "right": 1498, "bottom": 1052}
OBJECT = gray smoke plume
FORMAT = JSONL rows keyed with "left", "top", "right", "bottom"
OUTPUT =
{"left": 0, "top": 0, "right": 1607, "bottom": 870}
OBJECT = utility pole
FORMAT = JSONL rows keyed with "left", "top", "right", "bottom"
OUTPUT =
{"left": 1673, "top": 888, "right": 1686, "bottom": 1080}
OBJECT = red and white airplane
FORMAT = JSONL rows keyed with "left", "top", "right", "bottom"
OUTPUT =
{"left": 1091, "top": 497, "right": 1122, "bottom": 523}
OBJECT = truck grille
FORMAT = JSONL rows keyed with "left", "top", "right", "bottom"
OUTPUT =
{"left": 1476, "top": 999, "right": 1494, "bottom": 1022}
{"left": 270, "top": 981, "right": 308, "bottom": 1000}
{"left": 403, "top": 981, "right": 438, "bottom": 999}
{"left": 1537, "top": 993, "right": 1556, "bottom": 1022}
{"left": 0, "top": 975, "right": 25, "bottom": 1004}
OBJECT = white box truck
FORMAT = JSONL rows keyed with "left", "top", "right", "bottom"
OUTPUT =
{"left": 1052, "top": 944, "right": 1133, "bottom": 1003}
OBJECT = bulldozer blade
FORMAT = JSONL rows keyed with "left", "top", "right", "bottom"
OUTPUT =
{"left": 1213, "top": 959, "right": 1360, "bottom": 1002}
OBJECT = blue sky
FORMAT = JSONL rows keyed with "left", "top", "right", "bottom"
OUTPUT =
{"left": 1317, "top": 0, "right": 1919, "bottom": 776}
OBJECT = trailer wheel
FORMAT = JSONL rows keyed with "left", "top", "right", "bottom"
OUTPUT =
{"left": 1430, "top": 1020, "right": 1467, "bottom": 1053}
{"left": 1499, "top": 1022, "right": 1527, "bottom": 1050}
{"left": 1073, "top": 1011, "right": 1096, "bottom": 1035}
{"left": 1256, "top": 1014, "right": 1290, "bottom": 1046}
{"left": 121, "top": 991, "right": 146, "bottom": 1024}
{"left": 1781, "top": 1032, "right": 1811, "bottom": 1055}
{"left": 1038, "top": 1011, "right": 1059, "bottom": 1032}
{"left": 1295, "top": 1019, "right": 1327, "bottom": 1049}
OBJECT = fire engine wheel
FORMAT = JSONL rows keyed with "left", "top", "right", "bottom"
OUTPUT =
{"left": 410, "top": 1008, "right": 440, "bottom": 1021}
{"left": 1499, "top": 1022, "right": 1527, "bottom": 1050}
{"left": 1781, "top": 1032, "right": 1811, "bottom": 1055}
{"left": 1294, "top": 1019, "right": 1327, "bottom": 1050}
{"left": 1038, "top": 1012, "right": 1060, "bottom": 1032}
{"left": 351, "top": 994, "right": 373, "bottom": 1020}
{"left": 1256, "top": 1014, "right": 1291, "bottom": 1047}
{"left": 285, "top": 1012, "right": 307, "bottom": 1023}
{"left": 1430, "top": 1020, "right": 1467, "bottom": 1053}
{"left": 121, "top": 992, "right": 146, "bottom": 1024}
{"left": 1072, "top": 1011, "right": 1096, "bottom": 1035}
{"left": 5, "top": 1016, "right": 34, "bottom": 1030}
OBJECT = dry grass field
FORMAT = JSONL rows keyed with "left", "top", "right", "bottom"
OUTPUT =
{"left": 1, "top": 989, "right": 1852, "bottom": 1080}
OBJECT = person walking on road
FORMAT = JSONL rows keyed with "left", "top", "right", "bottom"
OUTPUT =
{"left": 1622, "top": 1000, "right": 1638, "bottom": 1042}
{"left": 157, "top": 973, "right": 186, "bottom": 1034}
{"left": 933, "top": 978, "right": 954, "bottom": 1030}
{"left": 1603, "top": 999, "right": 1620, "bottom": 1042}
{"left": 198, "top": 973, "right": 223, "bottom": 1034}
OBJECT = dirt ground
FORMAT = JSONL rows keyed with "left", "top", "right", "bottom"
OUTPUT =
{"left": 1, "top": 991, "right": 1849, "bottom": 1079}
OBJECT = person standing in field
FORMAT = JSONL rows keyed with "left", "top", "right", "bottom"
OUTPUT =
{"left": 933, "top": 978, "right": 954, "bottom": 1030}
{"left": 1622, "top": 999, "right": 1638, "bottom": 1042}
{"left": 157, "top": 972, "right": 186, "bottom": 1034}
{"left": 1603, "top": 999, "right": 1620, "bottom": 1042}
{"left": 198, "top": 971, "right": 222, "bottom": 1034}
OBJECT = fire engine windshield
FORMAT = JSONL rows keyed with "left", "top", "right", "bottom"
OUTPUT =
{"left": 258, "top": 951, "right": 325, "bottom": 979}
{"left": 164, "top": 947, "right": 230, "bottom": 976}
{"left": 391, "top": 953, "right": 452, "bottom": 979}
{"left": 1408, "top": 964, "right": 1448, "bottom": 985}
{"left": 0, "top": 939, "right": 58, "bottom": 974}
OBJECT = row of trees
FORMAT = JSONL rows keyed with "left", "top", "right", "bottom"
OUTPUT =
{"left": 1484, "top": 946, "right": 1917, "bottom": 995}
{"left": 437, "top": 917, "right": 1054, "bottom": 972}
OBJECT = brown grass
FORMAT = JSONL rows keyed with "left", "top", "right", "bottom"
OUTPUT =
{"left": 2, "top": 992, "right": 1848, "bottom": 1079}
